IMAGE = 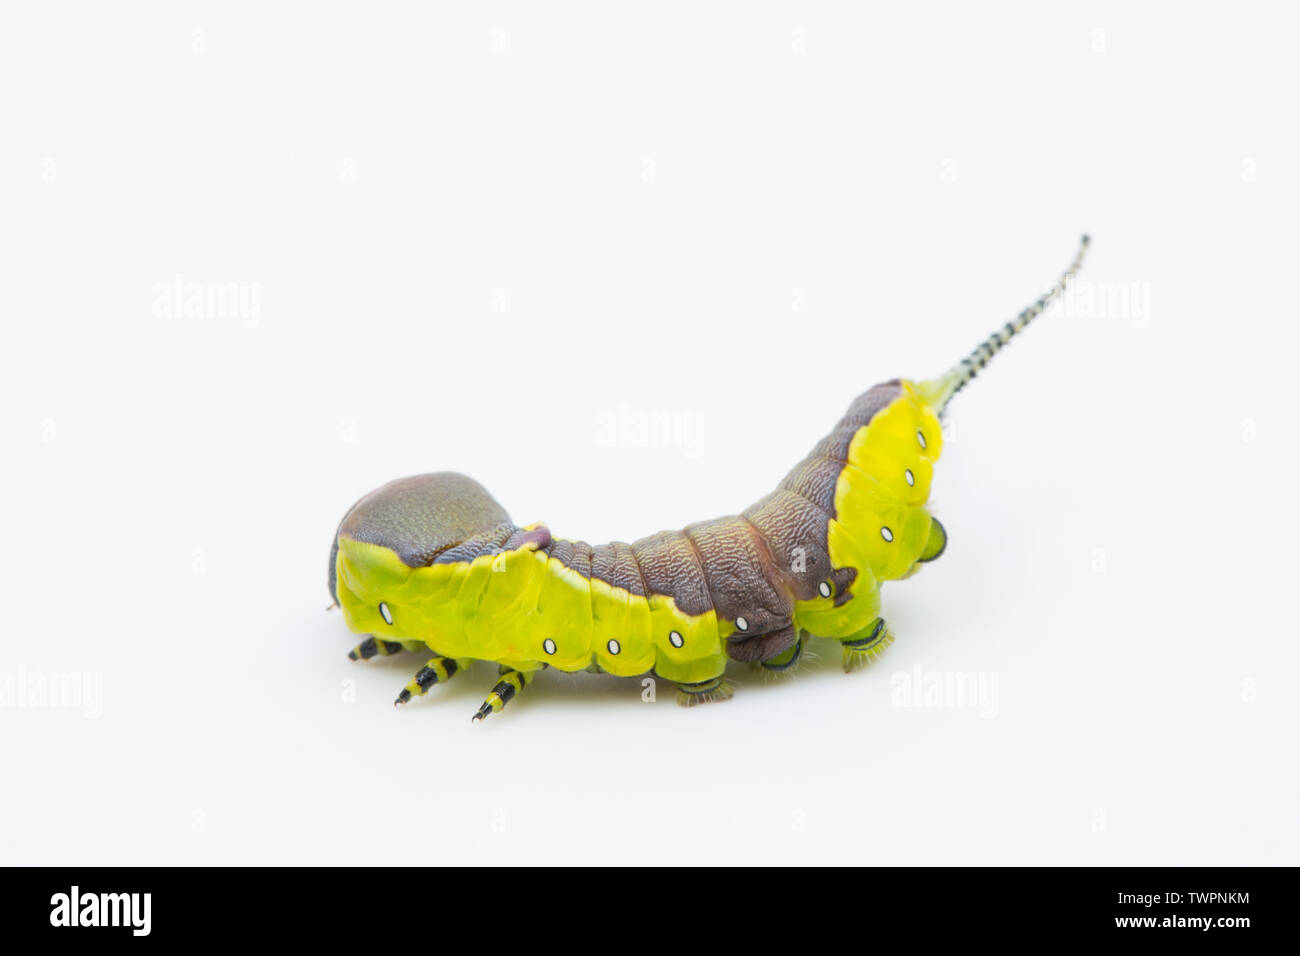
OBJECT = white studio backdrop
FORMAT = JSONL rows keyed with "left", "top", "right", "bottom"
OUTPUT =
{"left": 2, "top": 2, "right": 1297, "bottom": 865}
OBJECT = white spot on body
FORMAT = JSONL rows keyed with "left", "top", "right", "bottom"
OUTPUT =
{"left": 735, "top": 616, "right": 749, "bottom": 631}
{"left": 818, "top": 581, "right": 832, "bottom": 598}
{"left": 378, "top": 602, "right": 393, "bottom": 625}
{"left": 905, "top": 469, "right": 915, "bottom": 486}
{"left": 669, "top": 630, "right": 684, "bottom": 648}
{"left": 543, "top": 638, "right": 556, "bottom": 655}
{"left": 607, "top": 639, "right": 621, "bottom": 655}
{"left": 881, "top": 527, "right": 894, "bottom": 542}
{"left": 917, "top": 429, "right": 927, "bottom": 449}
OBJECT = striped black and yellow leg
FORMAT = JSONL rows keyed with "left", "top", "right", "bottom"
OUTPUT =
{"left": 840, "top": 617, "right": 894, "bottom": 673}
{"left": 348, "top": 636, "right": 411, "bottom": 662}
{"left": 675, "top": 676, "right": 735, "bottom": 707}
{"left": 394, "top": 656, "right": 470, "bottom": 706}
{"left": 760, "top": 633, "right": 804, "bottom": 674}
{"left": 472, "top": 667, "right": 536, "bottom": 722}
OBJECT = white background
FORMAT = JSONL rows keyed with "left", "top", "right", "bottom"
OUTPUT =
{"left": 3, "top": 2, "right": 1297, "bottom": 865}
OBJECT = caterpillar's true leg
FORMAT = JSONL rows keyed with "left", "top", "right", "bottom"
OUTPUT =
{"left": 675, "top": 676, "right": 735, "bottom": 707}
{"left": 472, "top": 667, "right": 537, "bottom": 722}
{"left": 760, "top": 632, "right": 804, "bottom": 673}
{"left": 394, "top": 656, "right": 471, "bottom": 706}
{"left": 840, "top": 617, "right": 894, "bottom": 673}
{"left": 348, "top": 636, "right": 418, "bottom": 661}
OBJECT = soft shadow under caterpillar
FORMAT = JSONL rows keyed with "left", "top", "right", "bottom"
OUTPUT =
{"left": 328, "top": 235, "right": 1090, "bottom": 720}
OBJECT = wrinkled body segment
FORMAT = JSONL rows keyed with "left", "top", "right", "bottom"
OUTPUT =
{"left": 328, "top": 236, "right": 1089, "bottom": 716}
{"left": 331, "top": 380, "right": 945, "bottom": 684}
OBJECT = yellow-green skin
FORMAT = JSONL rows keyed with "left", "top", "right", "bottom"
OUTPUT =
{"left": 334, "top": 380, "right": 945, "bottom": 685}
{"left": 330, "top": 235, "right": 1090, "bottom": 705}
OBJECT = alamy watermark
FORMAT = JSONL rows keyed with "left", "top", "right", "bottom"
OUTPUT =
{"left": 890, "top": 665, "right": 999, "bottom": 718}
{"left": 0, "top": 665, "right": 103, "bottom": 718}
{"left": 50, "top": 886, "right": 150, "bottom": 936}
{"left": 595, "top": 406, "right": 704, "bottom": 458}
{"left": 151, "top": 274, "right": 262, "bottom": 328}
{"left": 1047, "top": 279, "right": 1152, "bottom": 329}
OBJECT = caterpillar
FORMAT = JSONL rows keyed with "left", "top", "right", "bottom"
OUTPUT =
{"left": 328, "top": 235, "right": 1090, "bottom": 720}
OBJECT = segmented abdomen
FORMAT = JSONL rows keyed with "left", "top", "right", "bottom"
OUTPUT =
{"left": 523, "top": 378, "right": 939, "bottom": 677}
{"left": 332, "top": 378, "right": 942, "bottom": 682}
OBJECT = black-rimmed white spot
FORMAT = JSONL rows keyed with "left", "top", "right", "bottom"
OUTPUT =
{"left": 818, "top": 581, "right": 832, "bottom": 598}
{"left": 669, "top": 630, "right": 684, "bottom": 648}
{"left": 880, "top": 527, "right": 894, "bottom": 542}
{"left": 543, "top": 638, "right": 556, "bottom": 656}
{"left": 735, "top": 616, "right": 749, "bottom": 632}
{"left": 607, "top": 639, "right": 621, "bottom": 655}
{"left": 378, "top": 602, "right": 393, "bottom": 625}
{"left": 917, "top": 429, "right": 927, "bottom": 449}
{"left": 904, "top": 469, "right": 915, "bottom": 486}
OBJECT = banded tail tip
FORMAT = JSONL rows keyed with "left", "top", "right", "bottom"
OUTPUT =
{"left": 917, "top": 233, "right": 1092, "bottom": 416}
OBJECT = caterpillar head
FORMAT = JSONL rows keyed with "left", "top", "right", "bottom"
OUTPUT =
{"left": 328, "top": 472, "right": 548, "bottom": 639}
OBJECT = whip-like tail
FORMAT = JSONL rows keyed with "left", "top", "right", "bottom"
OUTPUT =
{"left": 917, "top": 234, "right": 1091, "bottom": 416}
